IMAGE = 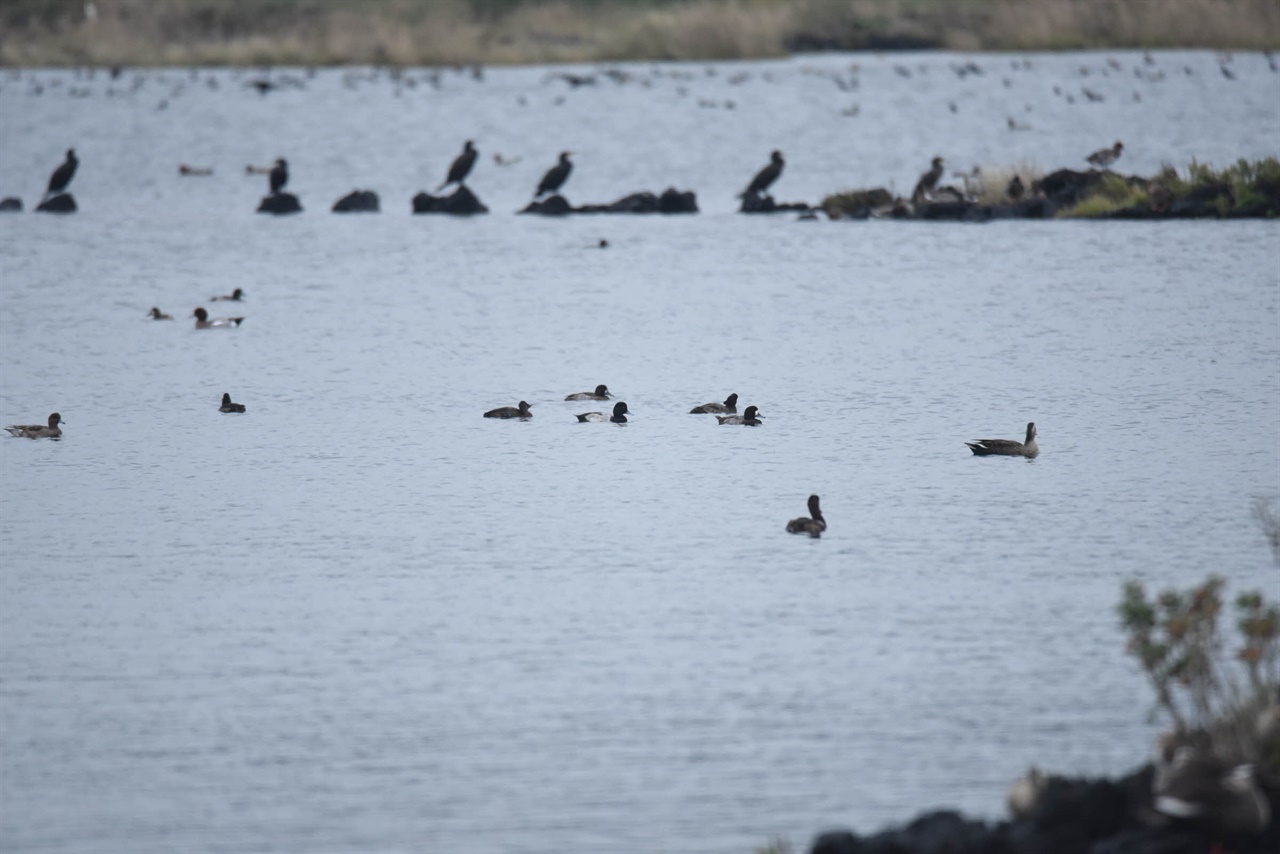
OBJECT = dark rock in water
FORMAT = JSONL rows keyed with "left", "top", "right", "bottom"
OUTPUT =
{"left": 823, "top": 188, "right": 893, "bottom": 219}
{"left": 332, "top": 189, "right": 380, "bottom": 213}
{"left": 257, "top": 192, "right": 302, "bottom": 215}
{"left": 519, "top": 194, "right": 572, "bottom": 216}
{"left": 519, "top": 189, "right": 697, "bottom": 216}
{"left": 739, "top": 190, "right": 811, "bottom": 214}
{"left": 35, "top": 193, "right": 76, "bottom": 213}
{"left": 412, "top": 186, "right": 488, "bottom": 215}
{"left": 0, "top": 196, "right": 22, "bottom": 211}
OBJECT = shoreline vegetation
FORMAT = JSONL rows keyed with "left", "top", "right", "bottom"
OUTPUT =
{"left": 3, "top": 0, "right": 1280, "bottom": 67}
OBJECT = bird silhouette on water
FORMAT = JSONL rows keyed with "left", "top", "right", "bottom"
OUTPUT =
{"left": 740, "top": 150, "right": 784, "bottom": 198}
{"left": 44, "top": 149, "right": 78, "bottom": 199}
{"left": 535, "top": 151, "right": 572, "bottom": 198}
{"left": 912, "top": 156, "right": 945, "bottom": 203}
{"left": 437, "top": 140, "right": 477, "bottom": 192}
{"left": 269, "top": 158, "right": 288, "bottom": 195}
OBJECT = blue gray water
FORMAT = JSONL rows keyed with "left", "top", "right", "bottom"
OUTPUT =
{"left": 1, "top": 51, "right": 1278, "bottom": 854}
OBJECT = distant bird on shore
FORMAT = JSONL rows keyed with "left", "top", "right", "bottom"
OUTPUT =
{"left": 786, "top": 494, "right": 826, "bottom": 538}
{"left": 740, "top": 150, "right": 784, "bottom": 198}
{"left": 966, "top": 422, "right": 1039, "bottom": 458}
{"left": 534, "top": 151, "right": 573, "bottom": 198}
{"left": 269, "top": 158, "right": 288, "bottom": 195}
{"left": 44, "top": 149, "right": 78, "bottom": 199}
{"left": 1007, "top": 175, "right": 1025, "bottom": 201}
{"left": 219, "top": 393, "right": 246, "bottom": 413}
{"left": 1086, "top": 141, "right": 1124, "bottom": 169}
{"left": 437, "top": 140, "right": 477, "bottom": 192}
{"left": 912, "top": 156, "right": 944, "bottom": 203}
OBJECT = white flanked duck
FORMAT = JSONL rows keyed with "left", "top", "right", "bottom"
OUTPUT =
{"left": 565, "top": 384, "right": 612, "bottom": 401}
{"left": 576, "top": 402, "right": 630, "bottom": 423}
{"left": 717, "top": 405, "right": 763, "bottom": 425}
{"left": 211, "top": 288, "right": 245, "bottom": 302}
{"left": 966, "top": 422, "right": 1038, "bottom": 457}
{"left": 786, "top": 494, "right": 826, "bottom": 538}
{"left": 484, "top": 401, "right": 533, "bottom": 419}
{"left": 5, "top": 412, "right": 63, "bottom": 439}
{"left": 192, "top": 307, "right": 244, "bottom": 329}
{"left": 690, "top": 393, "right": 737, "bottom": 414}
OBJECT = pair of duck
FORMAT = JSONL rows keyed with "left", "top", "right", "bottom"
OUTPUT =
{"left": 483, "top": 398, "right": 633, "bottom": 423}
{"left": 690, "top": 393, "right": 764, "bottom": 425}
{"left": 148, "top": 290, "right": 245, "bottom": 326}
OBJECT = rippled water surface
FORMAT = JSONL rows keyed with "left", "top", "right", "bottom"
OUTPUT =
{"left": 1, "top": 52, "right": 1279, "bottom": 854}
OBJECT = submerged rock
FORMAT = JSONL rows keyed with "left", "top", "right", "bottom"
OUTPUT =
{"left": 332, "top": 189, "right": 380, "bottom": 213}
{"left": 739, "top": 190, "right": 811, "bottom": 214}
{"left": 519, "top": 188, "right": 698, "bottom": 215}
{"left": 35, "top": 193, "right": 76, "bottom": 213}
{"left": 412, "top": 186, "right": 488, "bottom": 215}
{"left": 0, "top": 196, "right": 22, "bottom": 212}
{"left": 257, "top": 192, "right": 302, "bottom": 215}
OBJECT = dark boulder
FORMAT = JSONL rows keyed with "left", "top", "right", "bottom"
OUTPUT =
{"left": 519, "top": 194, "right": 572, "bottom": 216}
{"left": 519, "top": 188, "right": 698, "bottom": 216}
{"left": 332, "top": 189, "right": 380, "bottom": 213}
{"left": 0, "top": 196, "right": 22, "bottom": 212}
{"left": 35, "top": 193, "right": 76, "bottom": 213}
{"left": 257, "top": 192, "right": 302, "bottom": 215}
{"left": 822, "top": 188, "right": 893, "bottom": 219}
{"left": 808, "top": 811, "right": 1009, "bottom": 854}
{"left": 739, "top": 190, "right": 811, "bottom": 214}
{"left": 412, "top": 186, "right": 488, "bottom": 215}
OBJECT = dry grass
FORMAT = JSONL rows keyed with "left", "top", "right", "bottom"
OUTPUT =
{"left": 3, "top": 0, "right": 1279, "bottom": 66}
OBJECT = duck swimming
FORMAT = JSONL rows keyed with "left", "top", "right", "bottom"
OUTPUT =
{"left": 565, "top": 384, "right": 612, "bottom": 401}
{"left": 211, "top": 288, "right": 244, "bottom": 301}
{"left": 786, "top": 494, "right": 826, "bottom": 538}
{"left": 966, "top": 422, "right": 1038, "bottom": 457}
{"left": 717, "top": 405, "right": 763, "bottom": 425}
{"left": 219, "top": 393, "right": 246, "bottom": 413}
{"left": 192, "top": 307, "right": 244, "bottom": 329}
{"left": 484, "top": 401, "right": 533, "bottom": 419}
{"left": 690, "top": 393, "right": 737, "bottom": 414}
{"left": 5, "top": 412, "right": 63, "bottom": 439}
{"left": 147, "top": 307, "right": 173, "bottom": 320}
{"left": 576, "top": 401, "right": 630, "bottom": 423}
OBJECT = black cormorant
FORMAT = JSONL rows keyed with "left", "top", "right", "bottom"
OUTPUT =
{"left": 269, "top": 158, "right": 288, "bottom": 195}
{"left": 437, "top": 140, "right": 477, "bottom": 192}
{"left": 45, "top": 149, "right": 78, "bottom": 198}
{"left": 535, "top": 151, "right": 572, "bottom": 198}
{"left": 740, "top": 150, "right": 784, "bottom": 197}
{"left": 911, "top": 156, "right": 944, "bottom": 203}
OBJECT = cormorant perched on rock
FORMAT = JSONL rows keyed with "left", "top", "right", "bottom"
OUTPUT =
{"left": 437, "top": 140, "right": 477, "bottom": 192}
{"left": 1006, "top": 174, "right": 1025, "bottom": 201}
{"left": 1086, "top": 141, "right": 1124, "bottom": 169}
{"left": 912, "top": 156, "right": 945, "bottom": 203}
{"left": 45, "top": 149, "right": 78, "bottom": 199}
{"left": 534, "top": 151, "right": 572, "bottom": 198}
{"left": 269, "top": 158, "right": 288, "bottom": 195}
{"left": 740, "top": 150, "right": 784, "bottom": 197}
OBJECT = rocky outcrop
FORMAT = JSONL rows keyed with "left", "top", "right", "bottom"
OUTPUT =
{"left": 739, "top": 190, "right": 811, "bottom": 214}
{"left": 806, "top": 764, "right": 1278, "bottom": 854}
{"left": 257, "top": 192, "right": 302, "bottom": 214}
{"left": 332, "top": 189, "right": 380, "bottom": 213}
{"left": 0, "top": 197, "right": 22, "bottom": 211}
{"left": 519, "top": 188, "right": 698, "bottom": 215}
{"left": 822, "top": 188, "right": 894, "bottom": 219}
{"left": 35, "top": 193, "right": 76, "bottom": 213}
{"left": 412, "top": 186, "right": 488, "bottom": 215}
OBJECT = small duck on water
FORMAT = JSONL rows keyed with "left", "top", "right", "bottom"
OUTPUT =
{"left": 576, "top": 401, "right": 630, "bottom": 423}
{"left": 785, "top": 494, "right": 826, "bottom": 538}
{"left": 193, "top": 307, "right": 244, "bottom": 329}
{"left": 211, "top": 288, "right": 245, "bottom": 302}
{"left": 484, "top": 401, "right": 533, "bottom": 419}
{"left": 147, "top": 307, "right": 173, "bottom": 320}
{"left": 717, "top": 405, "right": 763, "bottom": 425}
{"left": 5, "top": 412, "right": 63, "bottom": 439}
{"left": 219, "top": 393, "right": 246, "bottom": 413}
{"left": 565, "top": 384, "right": 611, "bottom": 401}
{"left": 966, "top": 422, "right": 1038, "bottom": 457}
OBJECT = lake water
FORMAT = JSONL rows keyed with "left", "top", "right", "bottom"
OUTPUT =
{"left": 1, "top": 51, "right": 1278, "bottom": 854}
